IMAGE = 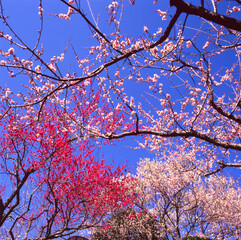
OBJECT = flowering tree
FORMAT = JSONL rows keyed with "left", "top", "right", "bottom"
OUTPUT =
{"left": 91, "top": 155, "right": 241, "bottom": 239}
{"left": 0, "top": 0, "right": 240, "bottom": 239}
{"left": 0, "top": 101, "right": 134, "bottom": 239}
{"left": 91, "top": 207, "right": 161, "bottom": 240}
{"left": 134, "top": 156, "right": 241, "bottom": 239}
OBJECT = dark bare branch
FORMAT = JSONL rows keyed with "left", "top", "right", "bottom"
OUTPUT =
{"left": 103, "top": 129, "right": 241, "bottom": 151}
{"left": 170, "top": 0, "right": 241, "bottom": 31}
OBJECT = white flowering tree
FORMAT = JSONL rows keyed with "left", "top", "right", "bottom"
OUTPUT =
{"left": 133, "top": 156, "right": 241, "bottom": 239}
{"left": 92, "top": 153, "right": 241, "bottom": 239}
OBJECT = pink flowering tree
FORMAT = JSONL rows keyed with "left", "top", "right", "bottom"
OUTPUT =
{"left": 0, "top": 0, "right": 240, "bottom": 239}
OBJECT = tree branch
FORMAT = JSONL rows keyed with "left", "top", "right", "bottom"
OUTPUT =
{"left": 102, "top": 129, "right": 241, "bottom": 151}
{"left": 170, "top": 0, "right": 241, "bottom": 31}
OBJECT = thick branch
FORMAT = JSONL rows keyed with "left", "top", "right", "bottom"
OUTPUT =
{"left": 204, "top": 162, "right": 241, "bottom": 177}
{"left": 170, "top": 0, "right": 241, "bottom": 31}
{"left": 0, "top": 197, "right": 3, "bottom": 221}
{"left": 207, "top": 82, "right": 241, "bottom": 125}
{"left": 103, "top": 129, "right": 241, "bottom": 151}
{"left": 0, "top": 171, "right": 33, "bottom": 227}
{"left": 67, "top": 237, "right": 88, "bottom": 240}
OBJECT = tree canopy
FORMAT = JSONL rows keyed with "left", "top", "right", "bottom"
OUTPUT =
{"left": 0, "top": 0, "right": 240, "bottom": 239}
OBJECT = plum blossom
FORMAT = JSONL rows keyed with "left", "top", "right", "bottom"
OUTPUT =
{"left": 130, "top": 111, "right": 136, "bottom": 117}
{"left": 112, "top": 1, "right": 118, "bottom": 7}
{"left": 125, "top": 156, "right": 241, "bottom": 239}
{"left": 203, "top": 41, "right": 210, "bottom": 49}
{"left": 144, "top": 26, "right": 148, "bottom": 33}
{"left": 233, "top": 6, "right": 240, "bottom": 12}
{"left": 162, "top": 15, "right": 167, "bottom": 20}
{"left": 115, "top": 103, "right": 122, "bottom": 111}
{"left": 156, "top": 27, "right": 162, "bottom": 34}
{"left": 164, "top": 41, "right": 175, "bottom": 52}
{"left": 59, "top": 13, "right": 70, "bottom": 20}
{"left": 5, "top": 34, "right": 12, "bottom": 41}
{"left": 108, "top": 4, "right": 114, "bottom": 10}
{"left": 186, "top": 40, "right": 192, "bottom": 48}
{"left": 126, "top": 37, "right": 131, "bottom": 45}
{"left": 156, "top": 9, "right": 166, "bottom": 16}
{"left": 35, "top": 65, "right": 42, "bottom": 73}
{"left": 48, "top": 63, "right": 56, "bottom": 71}
{"left": 8, "top": 48, "right": 14, "bottom": 54}
{"left": 0, "top": 60, "right": 6, "bottom": 65}
{"left": 38, "top": 6, "right": 44, "bottom": 15}
{"left": 57, "top": 53, "right": 65, "bottom": 61}
{"left": 5, "top": 88, "right": 11, "bottom": 98}
{"left": 130, "top": 97, "right": 135, "bottom": 108}
{"left": 67, "top": 7, "right": 74, "bottom": 16}
{"left": 112, "top": 40, "right": 120, "bottom": 49}
{"left": 114, "top": 71, "right": 120, "bottom": 77}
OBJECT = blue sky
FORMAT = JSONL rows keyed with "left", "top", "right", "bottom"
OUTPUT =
{"left": 0, "top": 1, "right": 241, "bottom": 239}
{"left": 0, "top": 0, "right": 239, "bottom": 174}
{"left": 0, "top": 0, "right": 173, "bottom": 171}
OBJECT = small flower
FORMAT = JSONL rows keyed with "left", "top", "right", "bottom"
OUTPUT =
{"left": 8, "top": 48, "right": 14, "bottom": 54}
{"left": 67, "top": 7, "right": 74, "bottom": 16}
{"left": 186, "top": 40, "right": 192, "bottom": 48}
{"left": 144, "top": 26, "right": 148, "bottom": 33}
{"left": 156, "top": 9, "right": 166, "bottom": 16}
{"left": 114, "top": 71, "right": 120, "bottom": 77}
{"left": 126, "top": 37, "right": 131, "bottom": 45}
{"left": 48, "top": 63, "right": 56, "bottom": 71}
{"left": 59, "top": 13, "right": 65, "bottom": 18}
{"left": 5, "top": 34, "right": 12, "bottom": 41}
{"left": 51, "top": 56, "right": 56, "bottom": 62}
{"left": 203, "top": 41, "right": 210, "bottom": 49}
{"left": 58, "top": 14, "right": 70, "bottom": 20}
{"left": 112, "top": 1, "right": 118, "bottom": 7}
{"left": 38, "top": 7, "right": 44, "bottom": 13}
{"left": 112, "top": 40, "right": 120, "bottom": 49}
{"left": 5, "top": 88, "right": 11, "bottom": 98}
{"left": 130, "top": 111, "right": 136, "bottom": 117}
{"left": 108, "top": 4, "right": 114, "bottom": 10}
{"left": 0, "top": 60, "right": 6, "bottom": 65}
{"left": 130, "top": 97, "right": 135, "bottom": 108}
{"left": 35, "top": 65, "right": 42, "bottom": 73}
{"left": 162, "top": 16, "right": 167, "bottom": 21}
{"left": 156, "top": 27, "right": 162, "bottom": 34}
{"left": 233, "top": 6, "right": 240, "bottom": 12}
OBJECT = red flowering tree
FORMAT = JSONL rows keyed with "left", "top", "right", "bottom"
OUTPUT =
{"left": 0, "top": 98, "right": 135, "bottom": 239}
{"left": 0, "top": 0, "right": 240, "bottom": 239}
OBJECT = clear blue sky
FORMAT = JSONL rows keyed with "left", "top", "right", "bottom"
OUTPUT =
{"left": 0, "top": 0, "right": 238, "bottom": 174}
{"left": 0, "top": 0, "right": 172, "bottom": 171}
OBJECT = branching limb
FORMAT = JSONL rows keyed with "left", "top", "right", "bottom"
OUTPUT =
{"left": 170, "top": 0, "right": 241, "bottom": 31}
{"left": 102, "top": 129, "right": 241, "bottom": 151}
